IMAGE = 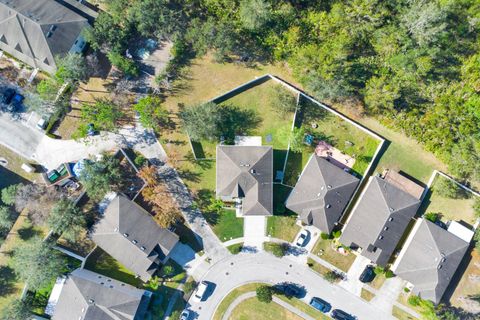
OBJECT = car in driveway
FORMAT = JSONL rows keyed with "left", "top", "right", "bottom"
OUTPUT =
{"left": 331, "top": 309, "right": 357, "bottom": 320}
{"left": 309, "top": 297, "right": 331, "bottom": 313}
{"left": 37, "top": 115, "right": 50, "bottom": 130}
{"left": 1, "top": 88, "right": 15, "bottom": 105}
{"left": 359, "top": 265, "right": 376, "bottom": 283}
{"left": 296, "top": 229, "right": 310, "bottom": 247}
{"left": 6, "top": 92, "right": 24, "bottom": 112}
{"left": 191, "top": 281, "right": 209, "bottom": 303}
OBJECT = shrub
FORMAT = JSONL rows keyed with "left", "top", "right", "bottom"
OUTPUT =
{"left": 256, "top": 285, "right": 273, "bottom": 303}
{"left": 162, "top": 265, "right": 175, "bottom": 277}
{"left": 408, "top": 295, "right": 421, "bottom": 307}
{"left": 134, "top": 154, "right": 147, "bottom": 168}
{"left": 107, "top": 52, "right": 139, "bottom": 77}
{"left": 435, "top": 178, "right": 466, "bottom": 199}
{"left": 320, "top": 232, "right": 330, "bottom": 240}
{"left": 473, "top": 197, "right": 480, "bottom": 218}
{"left": 404, "top": 287, "right": 410, "bottom": 293}
{"left": 227, "top": 243, "right": 243, "bottom": 254}
{"left": 385, "top": 270, "right": 394, "bottom": 278}
{"left": 332, "top": 230, "right": 342, "bottom": 238}
{"left": 374, "top": 266, "right": 385, "bottom": 275}
{"left": 323, "top": 271, "right": 341, "bottom": 283}
{"left": 424, "top": 212, "right": 439, "bottom": 223}
{"left": 183, "top": 280, "right": 196, "bottom": 295}
{"left": 264, "top": 242, "right": 287, "bottom": 257}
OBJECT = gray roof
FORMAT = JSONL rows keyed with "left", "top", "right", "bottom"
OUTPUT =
{"left": 340, "top": 176, "right": 421, "bottom": 266}
{"left": 0, "top": 0, "right": 89, "bottom": 73}
{"left": 286, "top": 155, "right": 359, "bottom": 234}
{"left": 393, "top": 219, "right": 469, "bottom": 304}
{"left": 53, "top": 268, "right": 150, "bottom": 320}
{"left": 91, "top": 194, "right": 179, "bottom": 282}
{"left": 216, "top": 145, "right": 273, "bottom": 216}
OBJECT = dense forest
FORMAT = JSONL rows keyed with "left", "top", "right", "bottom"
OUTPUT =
{"left": 87, "top": 0, "right": 480, "bottom": 184}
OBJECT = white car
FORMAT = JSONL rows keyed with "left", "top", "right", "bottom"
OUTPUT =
{"left": 180, "top": 310, "right": 190, "bottom": 320}
{"left": 191, "top": 281, "right": 209, "bottom": 303}
{"left": 296, "top": 229, "right": 310, "bottom": 247}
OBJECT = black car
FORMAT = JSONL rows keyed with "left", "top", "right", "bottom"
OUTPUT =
{"left": 277, "top": 284, "right": 301, "bottom": 298}
{"left": 359, "top": 265, "right": 375, "bottom": 283}
{"left": 331, "top": 309, "right": 356, "bottom": 320}
{"left": 2, "top": 88, "right": 15, "bottom": 104}
{"left": 309, "top": 297, "right": 331, "bottom": 313}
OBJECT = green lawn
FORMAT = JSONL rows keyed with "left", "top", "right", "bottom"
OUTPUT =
{"left": 420, "top": 175, "right": 477, "bottom": 225}
{"left": 0, "top": 145, "right": 39, "bottom": 189}
{"left": 311, "top": 239, "right": 356, "bottom": 272}
{"left": 275, "top": 295, "right": 330, "bottom": 320}
{"left": 307, "top": 258, "right": 333, "bottom": 277}
{"left": 370, "top": 273, "right": 386, "bottom": 290}
{"left": 214, "top": 283, "right": 264, "bottom": 320}
{"left": 229, "top": 297, "right": 303, "bottom": 320}
{"left": 227, "top": 242, "right": 244, "bottom": 254}
{"left": 83, "top": 247, "right": 144, "bottom": 288}
{"left": 283, "top": 95, "right": 379, "bottom": 186}
{"left": 205, "top": 208, "right": 244, "bottom": 241}
{"left": 392, "top": 306, "right": 418, "bottom": 320}
{"left": 266, "top": 184, "right": 300, "bottom": 242}
{"left": 360, "top": 288, "right": 375, "bottom": 302}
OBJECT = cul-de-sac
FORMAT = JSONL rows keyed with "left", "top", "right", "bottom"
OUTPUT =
{"left": 0, "top": 1, "right": 479, "bottom": 320}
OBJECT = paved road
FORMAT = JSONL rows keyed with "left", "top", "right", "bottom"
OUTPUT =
{"left": 0, "top": 111, "right": 43, "bottom": 159}
{"left": 187, "top": 252, "right": 395, "bottom": 320}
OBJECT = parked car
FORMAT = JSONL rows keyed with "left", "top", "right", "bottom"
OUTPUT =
{"left": 359, "top": 265, "right": 375, "bottom": 283}
{"left": 276, "top": 283, "right": 302, "bottom": 298}
{"left": 180, "top": 310, "right": 190, "bottom": 320}
{"left": 331, "top": 309, "right": 357, "bottom": 320}
{"left": 7, "top": 93, "right": 24, "bottom": 112}
{"left": 191, "top": 281, "right": 209, "bottom": 303}
{"left": 1, "top": 88, "right": 15, "bottom": 104}
{"left": 87, "top": 123, "right": 96, "bottom": 136}
{"left": 36, "top": 116, "right": 50, "bottom": 130}
{"left": 309, "top": 297, "right": 331, "bottom": 313}
{"left": 296, "top": 229, "right": 310, "bottom": 247}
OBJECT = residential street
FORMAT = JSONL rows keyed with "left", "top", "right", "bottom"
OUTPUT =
{"left": 187, "top": 252, "right": 395, "bottom": 320}
{"left": 0, "top": 111, "right": 43, "bottom": 159}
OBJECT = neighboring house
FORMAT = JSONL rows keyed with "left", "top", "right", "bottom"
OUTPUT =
{"left": 340, "top": 172, "right": 423, "bottom": 266}
{"left": 0, "top": 0, "right": 94, "bottom": 74}
{"left": 51, "top": 268, "right": 151, "bottom": 320}
{"left": 391, "top": 218, "right": 471, "bottom": 304}
{"left": 216, "top": 145, "right": 273, "bottom": 216}
{"left": 285, "top": 154, "right": 359, "bottom": 234}
{"left": 91, "top": 194, "right": 179, "bottom": 282}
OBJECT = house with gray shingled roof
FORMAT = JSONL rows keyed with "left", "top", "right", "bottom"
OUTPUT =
{"left": 216, "top": 145, "right": 273, "bottom": 216}
{"left": 340, "top": 173, "right": 423, "bottom": 266}
{"left": 0, "top": 0, "right": 94, "bottom": 73}
{"left": 91, "top": 194, "right": 179, "bottom": 282}
{"left": 285, "top": 154, "right": 359, "bottom": 234}
{"left": 52, "top": 268, "right": 151, "bottom": 320}
{"left": 391, "top": 218, "right": 470, "bottom": 304}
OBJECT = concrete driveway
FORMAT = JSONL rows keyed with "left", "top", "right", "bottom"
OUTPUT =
{"left": 340, "top": 254, "right": 371, "bottom": 295}
{"left": 0, "top": 111, "right": 43, "bottom": 159}
{"left": 187, "top": 252, "right": 395, "bottom": 320}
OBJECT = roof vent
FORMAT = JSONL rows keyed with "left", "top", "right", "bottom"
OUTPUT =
{"left": 378, "top": 235, "right": 384, "bottom": 240}
{"left": 320, "top": 186, "right": 325, "bottom": 190}
{"left": 441, "top": 258, "right": 446, "bottom": 263}
{"left": 326, "top": 204, "right": 331, "bottom": 209}
{"left": 100, "top": 282, "right": 104, "bottom": 285}
{"left": 250, "top": 169, "right": 256, "bottom": 174}
{"left": 437, "top": 264, "right": 442, "bottom": 270}
{"left": 88, "top": 299, "right": 94, "bottom": 304}
{"left": 327, "top": 185, "right": 332, "bottom": 189}
{"left": 388, "top": 217, "right": 393, "bottom": 222}
{"left": 132, "top": 240, "right": 138, "bottom": 244}
{"left": 389, "top": 207, "right": 394, "bottom": 212}
{"left": 140, "top": 246, "right": 146, "bottom": 251}
{"left": 383, "top": 227, "right": 388, "bottom": 231}
{"left": 49, "top": 25, "right": 57, "bottom": 32}
{"left": 123, "top": 233, "right": 129, "bottom": 237}
{"left": 46, "top": 31, "right": 52, "bottom": 38}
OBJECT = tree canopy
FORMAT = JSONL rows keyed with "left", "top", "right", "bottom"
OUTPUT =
{"left": 47, "top": 199, "right": 85, "bottom": 241}
{"left": 78, "top": 154, "right": 123, "bottom": 200}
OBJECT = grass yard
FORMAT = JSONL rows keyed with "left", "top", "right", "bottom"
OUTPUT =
{"left": 204, "top": 208, "right": 243, "bottom": 241}
{"left": 227, "top": 242, "right": 244, "bottom": 254}
{"left": 0, "top": 145, "right": 39, "bottom": 188}
{"left": 275, "top": 295, "right": 330, "bottom": 320}
{"left": 360, "top": 288, "right": 375, "bottom": 302}
{"left": 450, "top": 250, "right": 480, "bottom": 313}
{"left": 229, "top": 297, "right": 303, "bottom": 320}
{"left": 267, "top": 184, "right": 300, "bottom": 242}
{"left": 370, "top": 273, "right": 386, "bottom": 290}
{"left": 306, "top": 258, "right": 334, "bottom": 278}
{"left": 0, "top": 214, "right": 48, "bottom": 311}
{"left": 420, "top": 175, "right": 477, "bottom": 225}
{"left": 83, "top": 247, "right": 144, "bottom": 288}
{"left": 311, "top": 239, "right": 356, "bottom": 272}
{"left": 392, "top": 306, "right": 418, "bottom": 320}
{"left": 214, "top": 283, "right": 264, "bottom": 320}
{"left": 283, "top": 95, "right": 379, "bottom": 186}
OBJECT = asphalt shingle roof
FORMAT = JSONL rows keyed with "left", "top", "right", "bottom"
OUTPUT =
{"left": 91, "top": 194, "right": 179, "bottom": 282}
{"left": 393, "top": 219, "right": 469, "bottom": 304}
{"left": 52, "top": 268, "right": 150, "bottom": 320}
{"left": 340, "top": 176, "right": 421, "bottom": 266}
{"left": 286, "top": 155, "right": 359, "bottom": 234}
{"left": 216, "top": 145, "right": 273, "bottom": 216}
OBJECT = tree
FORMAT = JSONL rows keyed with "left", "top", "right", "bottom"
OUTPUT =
{"left": 78, "top": 155, "right": 123, "bottom": 200}
{"left": 134, "top": 96, "right": 168, "bottom": 129}
{"left": 83, "top": 12, "right": 128, "bottom": 53}
{"left": 239, "top": 0, "right": 273, "bottom": 31}
{"left": 14, "top": 184, "right": 63, "bottom": 226}
{"left": 179, "top": 102, "right": 222, "bottom": 141}
{"left": 271, "top": 85, "right": 297, "bottom": 118}
{"left": 323, "top": 271, "right": 341, "bottom": 283}
{"left": 288, "top": 126, "right": 306, "bottom": 153}
{"left": 256, "top": 285, "right": 273, "bottom": 303}
{"left": 11, "top": 237, "right": 65, "bottom": 291}
{"left": 264, "top": 242, "right": 287, "bottom": 257}
{"left": 424, "top": 212, "right": 439, "bottom": 223}
{"left": 0, "top": 298, "right": 31, "bottom": 320}
{"left": 55, "top": 53, "right": 88, "bottom": 83}
{"left": 79, "top": 98, "right": 124, "bottom": 134}
{"left": 47, "top": 199, "right": 85, "bottom": 241}
{"left": 107, "top": 52, "right": 139, "bottom": 77}
{"left": 0, "top": 206, "right": 14, "bottom": 231}
{"left": 137, "top": 165, "right": 158, "bottom": 186}
{"left": 1, "top": 184, "right": 21, "bottom": 205}
{"left": 435, "top": 178, "right": 464, "bottom": 199}
{"left": 36, "top": 79, "right": 60, "bottom": 101}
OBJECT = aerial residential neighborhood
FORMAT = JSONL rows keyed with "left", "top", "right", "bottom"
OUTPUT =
{"left": 0, "top": 1, "right": 479, "bottom": 320}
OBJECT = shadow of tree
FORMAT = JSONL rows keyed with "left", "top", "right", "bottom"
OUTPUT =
{"left": 17, "top": 225, "right": 41, "bottom": 241}
{"left": 0, "top": 265, "right": 17, "bottom": 296}
{"left": 195, "top": 189, "right": 220, "bottom": 226}
{"left": 177, "top": 169, "right": 201, "bottom": 183}
{"left": 220, "top": 105, "right": 262, "bottom": 143}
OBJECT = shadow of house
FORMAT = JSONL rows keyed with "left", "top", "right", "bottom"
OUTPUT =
{"left": 0, "top": 166, "right": 29, "bottom": 189}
